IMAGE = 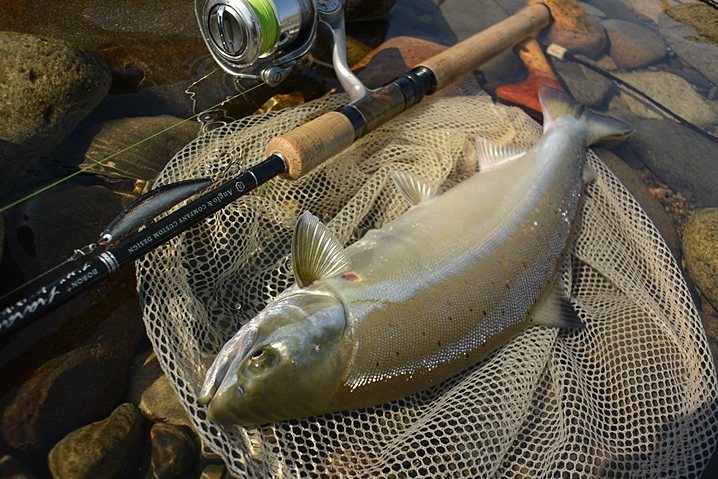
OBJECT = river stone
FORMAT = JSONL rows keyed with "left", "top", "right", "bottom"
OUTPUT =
{"left": 700, "top": 312, "right": 718, "bottom": 373}
{"left": 614, "top": 71, "right": 717, "bottom": 128}
{"left": 530, "top": 0, "right": 608, "bottom": 59}
{"left": 47, "top": 403, "right": 144, "bottom": 479}
{"left": 603, "top": 19, "right": 666, "bottom": 69}
{"left": 148, "top": 423, "right": 197, "bottom": 479}
{"left": 1, "top": 280, "right": 144, "bottom": 454}
{"left": 618, "top": 115, "right": 718, "bottom": 209}
{"left": 683, "top": 209, "right": 718, "bottom": 312}
{"left": 658, "top": 12, "right": 718, "bottom": 87}
{"left": 346, "top": 0, "right": 397, "bottom": 20}
{"left": 0, "top": 455, "right": 37, "bottom": 479}
{"left": 580, "top": 2, "right": 606, "bottom": 18}
{"left": 665, "top": 3, "right": 718, "bottom": 45}
{"left": 199, "top": 465, "right": 225, "bottom": 479}
{"left": 0, "top": 32, "right": 110, "bottom": 153}
{"left": 126, "top": 350, "right": 164, "bottom": 407}
{"left": 551, "top": 57, "right": 614, "bottom": 107}
{"left": 593, "top": 148, "right": 681, "bottom": 259}
{"left": 139, "top": 375, "right": 193, "bottom": 428}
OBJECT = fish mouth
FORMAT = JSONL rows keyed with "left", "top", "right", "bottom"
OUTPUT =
{"left": 198, "top": 324, "right": 257, "bottom": 405}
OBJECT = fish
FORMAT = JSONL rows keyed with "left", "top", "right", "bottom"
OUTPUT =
{"left": 198, "top": 87, "right": 633, "bottom": 426}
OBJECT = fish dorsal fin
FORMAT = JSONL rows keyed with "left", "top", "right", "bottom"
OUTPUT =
{"left": 475, "top": 138, "right": 526, "bottom": 171}
{"left": 529, "top": 274, "right": 584, "bottom": 329}
{"left": 292, "top": 211, "right": 350, "bottom": 288}
{"left": 391, "top": 171, "right": 442, "bottom": 206}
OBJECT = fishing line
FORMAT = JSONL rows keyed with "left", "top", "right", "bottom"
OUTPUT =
{"left": 0, "top": 80, "right": 268, "bottom": 214}
{"left": 247, "top": 0, "right": 281, "bottom": 54}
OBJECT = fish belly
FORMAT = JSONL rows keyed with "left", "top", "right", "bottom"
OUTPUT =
{"left": 325, "top": 125, "right": 586, "bottom": 410}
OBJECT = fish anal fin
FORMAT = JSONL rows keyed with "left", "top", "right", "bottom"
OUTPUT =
{"left": 529, "top": 274, "right": 584, "bottom": 329}
{"left": 292, "top": 211, "right": 350, "bottom": 288}
{"left": 475, "top": 138, "right": 527, "bottom": 171}
{"left": 391, "top": 171, "right": 442, "bottom": 207}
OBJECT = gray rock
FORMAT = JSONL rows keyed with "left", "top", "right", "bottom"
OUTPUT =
{"left": 700, "top": 312, "right": 718, "bottom": 373}
{"left": 586, "top": 0, "right": 640, "bottom": 22}
{"left": 0, "top": 32, "right": 110, "bottom": 153}
{"left": 614, "top": 71, "right": 717, "bottom": 128}
{"left": 551, "top": 57, "right": 614, "bottom": 107}
{"left": 619, "top": 115, "right": 718, "bottom": 209}
{"left": 593, "top": 148, "right": 681, "bottom": 260}
{"left": 683, "top": 209, "right": 718, "bottom": 312}
{"left": 147, "top": 423, "right": 197, "bottom": 479}
{"left": 139, "top": 375, "right": 193, "bottom": 429}
{"left": 1, "top": 281, "right": 144, "bottom": 454}
{"left": 346, "top": 0, "right": 398, "bottom": 20}
{"left": 0, "top": 455, "right": 37, "bottom": 479}
{"left": 603, "top": 19, "right": 666, "bottom": 69}
{"left": 658, "top": 12, "right": 718, "bottom": 87}
{"left": 47, "top": 403, "right": 144, "bottom": 479}
{"left": 71, "top": 115, "right": 200, "bottom": 181}
{"left": 440, "top": 0, "right": 510, "bottom": 41}
{"left": 580, "top": 2, "right": 606, "bottom": 18}
{"left": 126, "top": 350, "right": 164, "bottom": 407}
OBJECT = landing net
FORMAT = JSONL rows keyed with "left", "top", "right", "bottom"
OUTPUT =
{"left": 136, "top": 76, "right": 718, "bottom": 478}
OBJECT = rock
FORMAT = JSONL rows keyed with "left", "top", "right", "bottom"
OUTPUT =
{"left": 593, "top": 148, "right": 681, "bottom": 260}
{"left": 1, "top": 273, "right": 145, "bottom": 454}
{"left": 147, "top": 423, "right": 197, "bottom": 479}
{"left": 623, "top": 0, "right": 684, "bottom": 22}
{"left": 620, "top": 115, "right": 718, "bottom": 209}
{"left": 199, "top": 464, "right": 226, "bottom": 479}
{"left": 346, "top": 0, "right": 398, "bottom": 20}
{"left": 700, "top": 312, "right": 718, "bottom": 372}
{"left": 0, "top": 455, "right": 37, "bottom": 479}
{"left": 139, "top": 375, "right": 193, "bottom": 428}
{"left": 587, "top": 0, "right": 641, "bottom": 22}
{"left": 683, "top": 209, "right": 718, "bottom": 312}
{"left": 580, "top": 2, "right": 606, "bottom": 18}
{"left": 603, "top": 19, "right": 667, "bottom": 69}
{"left": 594, "top": 55, "right": 617, "bottom": 71}
{"left": 440, "top": 0, "right": 511, "bottom": 41}
{"left": 614, "top": 71, "right": 717, "bottom": 128}
{"left": 68, "top": 115, "right": 200, "bottom": 181}
{"left": 665, "top": 3, "right": 718, "bottom": 45}
{"left": 658, "top": 12, "right": 718, "bottom": 87}
{"left": 0, "top": 32, "right": 111, "bottom": 153}
{"left": 384, "top": 0, "right": 457, "bottom": 46}
{"left": 126, "top": 350, "right": 164, "bottom": 407}
{"left": 551, "top": 57, "right": 614, "bottom": 107}
{"left": 530, "top": 0, "right": 608, "bottom": 59}
{"left": 47, "top": 403, "right": 144, "bottom": 479}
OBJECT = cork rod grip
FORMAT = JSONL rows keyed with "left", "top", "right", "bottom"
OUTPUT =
{"left": 267, "top": 112, "right": 355, "bottom": 180}
{"left": 418, "top": 3, "right": 551, "bottom": 90}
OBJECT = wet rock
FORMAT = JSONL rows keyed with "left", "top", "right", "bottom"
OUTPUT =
{"left": 603, "top": 19, "right": 666, "bottom": 69}
{"left": 147, "top": 423, "right": 197, "bottom": 479}
{"left": 0, "top": 32, "right": 111, "bottom": 154}
{"left": 594, "top": 148, "right": 681, "bottom": 260}
{"left": 665, "top": 3, "right": 718, "bottom": 45}
{"left": 0, "top": 455, "right": 37, "bottom": 479}
{"left": 587, "top": 0, "right": 640, "bottom": 23}
{"left": 580, "top": 2, "right": 606, "bottom": 18}
{"left": 346, "top": 0, "right": 398, "bottom": 20}
{"left": 47, "top": 403, "right": 144, "bottom": 479}
{"left": 551, "top": 57, "right": 614, "bottom": 107}
{"left": 70, "top": 115, "right": 200, "bottom": 181}
{"left": 700, "top": 312, "right": 718, "bottom": 378}
{"left": 620, "top": 115, "right": 718, "bottom": 209}
{"left": 1, "top": 275, "right": 144, "bottom": 454}
{"left": 623, "top": 0, "right": 683, "bottom": 22}
{"left": 658, "top": 12, "right": 718, "bottom": 87}
{"left": 441, "top": 0, "right": 511, "bottom": 41}
{"left": 126, "top": 350, "right": 164, "bottom": 407}
{"left": 139, "top": 375, "right": 193, "bottom": 428}
{"left": 199, "top": 464, "right": 226, "bottom": 479}
{"left": 383, "top": 0, "right": 457, "bottom": 46}
{"left": 530, "top": 0, "right": 608, "bottom": 59}
{"left": 614, "top": 71, "right": 717, "bottom": 128}
{"left": 683, "top": 209, "right": 718, "bottom": 312}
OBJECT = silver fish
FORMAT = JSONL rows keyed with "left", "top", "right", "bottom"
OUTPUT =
{"left": 198, "top": 87, "right": 633, "bottom": 426}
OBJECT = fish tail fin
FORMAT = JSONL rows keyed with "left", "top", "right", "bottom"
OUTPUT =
{"left": 529, "top": 273, "right": 584, "bottom": 330}
{"left": 538, "top": 86, "right": 633, "bottom": 146}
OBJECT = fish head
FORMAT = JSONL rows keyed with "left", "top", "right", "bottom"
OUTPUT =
{"left": 199, "top": 284, "right": 352, "bottom": 426}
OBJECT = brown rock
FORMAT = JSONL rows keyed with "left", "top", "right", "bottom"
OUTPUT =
{"left": 683, "top": 209, "right": 718, "bottom": 312}
{"left": 139, "top": 375, "right": 193, "bottom": 428}
{"left": 530, "top": 0, "right": 608, "bottom": 59}
{"left": 603, "top": 19, "right": 666, "bottom": 69}
{"left": 148, "top": 423, "right": 197, "bottom": 479}
{"left": 0, "top": 455, "right": 37, "bottom": 479}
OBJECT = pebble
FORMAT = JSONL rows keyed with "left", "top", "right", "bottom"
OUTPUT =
{"left": 139, "top": 375, "right": 194, "bottom": 429}
{"left": 148, "top": 423, "right": 197, "bottom": 479}
{"left": 47, "top": 403, "right": 144, "bottom": 479}
{"left": 551, "top": 57, "right": 614, "bottom": 107}
{"left": 530, "top": 0, "right": 608, "bottom": 59}
{"left": 0, "top": 32, "right": 110, "bottom": 154}
{"left": 682, "top": 209, "right": 718, "bottom": 312}
{"left": 613, "top": 71, "right": 717, "bottom": 128}
{"left": 593, "top": 148, "right": 681, "bottom": 261}
{"left": 658, "top": 12, "right": 718, "bottom": 87}
{"left": 603, "top": 19, "right": 667, "bottom": 69}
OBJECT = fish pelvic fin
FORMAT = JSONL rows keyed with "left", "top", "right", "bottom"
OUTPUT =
{"left": 292, "top": 211, "right": 350, "bottom": 288}
{"left": 528, "top": 273, "right": 584, "bottom": 330}
{"left": 538, "top": 85, "right": 633, "bottom": 146}
{"left": 391, "top": 171, "right": 442, "bottom": 207}
{"left": 475, "top": 138, "right": 527, "bottom": 171}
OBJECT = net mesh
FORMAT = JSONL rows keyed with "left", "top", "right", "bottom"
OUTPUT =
{"left": 136, "top": 76, "right": 718, "bottom": 478}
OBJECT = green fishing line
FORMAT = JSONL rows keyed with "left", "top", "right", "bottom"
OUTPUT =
{"left": 247, "top": 0, "right": 280, "bottom": 54}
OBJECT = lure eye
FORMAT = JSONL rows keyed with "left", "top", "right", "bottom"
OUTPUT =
{"left": 247, "top": 348, "right": 276, "bottom": 374}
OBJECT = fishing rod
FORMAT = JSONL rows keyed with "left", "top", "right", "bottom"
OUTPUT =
{"left": 0, "top": 3, "right": 552, "bottom": 339}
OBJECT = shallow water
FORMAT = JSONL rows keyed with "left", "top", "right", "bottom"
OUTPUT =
{"left": 1, "top": 0, "right": 718, "bottom": 477}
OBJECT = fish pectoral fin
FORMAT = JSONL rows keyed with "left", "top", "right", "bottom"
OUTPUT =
{"left": 391, "top": 170, "right": 442, "bottom": 207}
{"left": 474, "top": 137, "right": 526, "bottom": 171}
{"left": 529, "top": 274, "right": 584, "bottom": 329}
{"left": 292, "top": 211, "right": 350, "bottom": 288}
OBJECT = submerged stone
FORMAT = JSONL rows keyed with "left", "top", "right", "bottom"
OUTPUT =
{"left": 139, "top": 375, "right": 193, "bottom": 428}
{"left": 148, "top": 423, "right": 197, "bottom": 479}
{"left": 665, "top": 3, "right": 718, "bottom": 45}
{"left": 658, "top": 12, "right": 718, "bottom": 87}
{"left": 530, "top": 0, "right": 608, "bottom": 59}
{"left": 603, "top": 19, "right": 666, "bottom": 69}
{"left": 683, "top": 209, "right": 718, "bottom": 312}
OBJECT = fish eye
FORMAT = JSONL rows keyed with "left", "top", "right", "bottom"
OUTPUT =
{"left": 250, "top": 349, "right": 266, "bottom": 361}
{"left": 247, "top": 348, "right": 276, "bottom": 373}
